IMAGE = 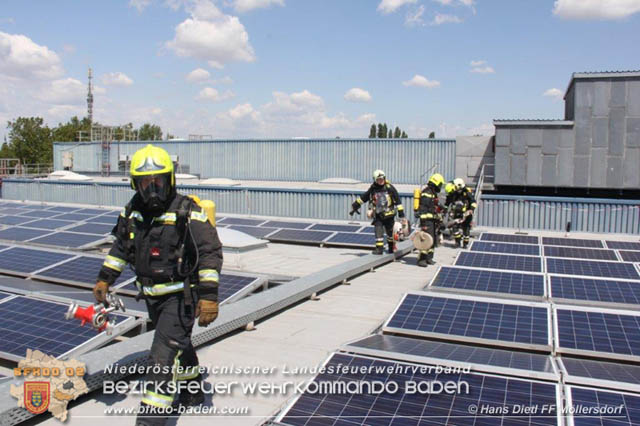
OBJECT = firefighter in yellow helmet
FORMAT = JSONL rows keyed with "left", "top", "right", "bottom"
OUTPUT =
{"left": 350, "top": 169, "right": 405, "bottom": 254}
{"left": 445, "top": 178, "right": 477, "bottom": 248}
{"left": 93, "top": 144, "right": 223, "bottom": 425}
{"left": 415, "top": 173, "right": 444, "bottom": 267}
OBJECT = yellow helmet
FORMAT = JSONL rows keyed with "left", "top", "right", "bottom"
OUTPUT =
{"left": 129, "top": 144, "right": 175, "bottom": 209}
{"left": 428, "top": 173, "right": 445, "bottom": 191}
{"left": 445, "top": 182, "right": 456, "bottom": 194}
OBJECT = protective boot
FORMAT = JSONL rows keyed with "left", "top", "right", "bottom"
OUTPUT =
{"left": 372, "top": 246, "right": 384, "bottom": 255}
{"left": 417, "top": 253, "right": 427, "bottom": 267}
{"left": 463, "top": 237, "right": 469, "bottom": 249}
{"left": 426, "top": 251, "right": 436, "bottom": 265}
{"left": 387, "top": 240, "right": 395, "bottom": 253}
{"left": 454, "top": 237, "right": 461, "bottom": 247}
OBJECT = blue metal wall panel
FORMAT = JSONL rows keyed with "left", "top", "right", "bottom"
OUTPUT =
{"left": 4, "top": 181, "right": 639, "bottom": 234}
{"left": 53, "top": 139, "right": 456, "bottom": 184}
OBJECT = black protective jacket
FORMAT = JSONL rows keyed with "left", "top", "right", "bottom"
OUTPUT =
{"left": 355, "top": 181, "right": 405, "bottom": 218}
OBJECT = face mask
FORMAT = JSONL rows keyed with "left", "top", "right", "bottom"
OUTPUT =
{"left": 136, "top": 175, "right": 170, "bottom": 213}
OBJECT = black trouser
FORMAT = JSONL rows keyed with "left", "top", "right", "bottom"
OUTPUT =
{"left": 452, "top": 215, "right": 472, "bottom": 245}
{"left": 419, "top": 219, "right": 438, "bottom": 260}
{"left": 136, "top": 291, "right": 200, "bottom": 426}
{"left": 373, "top": 215, "right": 395, "bottom": 250}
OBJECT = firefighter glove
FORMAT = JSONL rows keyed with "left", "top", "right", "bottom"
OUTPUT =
{"left": 93, "top": 280, "right": 109, "bottom": 303}
{"left": 398, "top": 209, "right": 405, "bottom": 218}
{"left": 196, "top": 299, "right": 219, "bottom": 327}
{"left": 351, "top": 201, "right": 360, "bottom": 211}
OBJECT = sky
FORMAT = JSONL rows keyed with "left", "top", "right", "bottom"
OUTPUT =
{"left": 0, "top": 0, "right": 639, "bottom": 141}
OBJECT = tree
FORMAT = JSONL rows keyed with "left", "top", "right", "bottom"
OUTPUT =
{"left": 401, "top": 131, "right": 408, "bottom": 138}
{"left": 428, "top": 131, "right": 435, "bottom": 139}
{"left": 388, "top": 129, "right": 393, "bottom": 138}
{"left": 53, "top": 116, "right": 92, "bottom": 142}
{"left": 0, "top": 141, "right": 14, "bottom": 158}
{"left": 369, "top": 124, "right": 376, "bottom": 138}
{"left": 6, "top": 117, "right": 53, "bottom": 164}
{"left": 377, "top": 123, "right": 385, "bottom": 138}
{"left": 383, "top": 123, "right": 388, "bottom": 138}
{"left": 138, "top": 123, "right": 163, "bottom": 141}
{"left": 393, "top": 126, "right": 401, "bottom": 138}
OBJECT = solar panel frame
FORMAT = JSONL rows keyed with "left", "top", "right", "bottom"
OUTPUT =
{"left": 542, "top": 237, "right": 604, "bottom": 248}
{"left": 20, "top": 219, "right": 75, "bottom": 230}
{"left": 0, "top": 246, "right": 76, "bottom": 276}
{"left": 16, "top": 210, "right": 63, "bottom": 219}
{"left": 33, "top": 255, "right": 136, "bottom": 288}
{"left": 553, "top": 305, "right": 640, "bottom": 363}
{"left": 470, "top": 240, "right": 541, "bottom": 256}
{"left": 28, "top": 231, "right": 109, "bottom": 249}
{"left": 217, "top": 217, "right": 268, "bottom": 226}
{"left": 606, "top": 241, "right": 640, "bottom": 251}
{"left": 341, "top": 334, "right": 560, "bottom": 381}
{"left": 324, "top": 232, "right": 375, "bottom": 247}
{"left": 309, "top": 223, "right": 364, "bottom": 233}
{"left": 260, "top": 220, "right": 313, "bottom": 229}
{"left": 65, "top": 223, "right": 114, "bottom": 235}
{"left": 546, "top": 257, "right": 640, "bottom": 280}
{"left": 619, "top": 250, "right": 640, "bottom": 262}
{"left": 543, "top": 245, "right": 619, "bottom": 261}
{"left": 48, "top": 213, "right": 101, "bottom": 222}
{"left": 44, "top": 206, "right": 82, "bottom": 213}
{"left": 383, "top": 291, "right": 553, "bottom": 351}
{"left": 427, "top": 265, "right": 546, "bottom": 300}
{"left": 0, "top": 216, "right": 39, "bottom": 226}
{"left": 357, "top": 225, "right": 375, "bottom": 234}
{"left": 0, "top": 227, "right": 53, "bottom": 242}
{"left": 548, "top": 274, "right": 640, "bottom": 309}
{"left": 565, "top": 385, "right": 640, "bottom": 426}
{"left": 558, "top": 357, "right": 640, "bottom": 394}
{"left": 227, "top": 225, "right": 278, "bottom": 239}
{"left": 266, "top": 228, "right": 334, "bottom": 244}
{"left": 455, "top": 251, "right": 544, "bottom": 273}
{"left": 276, "top": 352, "right": 563, "bottom": 426}
{"left": 480, "top": 232, "right": 540, "bottom": 245}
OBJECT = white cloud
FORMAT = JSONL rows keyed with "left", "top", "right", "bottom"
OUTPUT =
{"left": 186, "top": 67, "right": 210, "bottom": 82}
{"left": 402, "top": 74, "right": 441, "bottom": 88}
{"left": 543, "top": 88, "right": 564, "bottom": 100}
{"left": 48, "top": 104, "right": 85, "bottom": 120}
{"left": 377, "top": 0, "right": 417, "bottom": 14}
{"left": 0, "top": 31, "right": 63, "bottom": 80}
{"left": 102, "top": 72, "right": 134, "bottom": 86}
{"left": 228, "top": 103, "right": 257, "bottom": 119}
{"left": 196, "top": 87, "right": 235, "bottom": 102}
{"left": 431, "top": 13, "right": 462, "bottom": 25}
{"left": 233, "top": 0, "right": 285, "bottom": 13}
{"left": 553, "top": 0, "right": 640, "bottom": 19}
{"left": 469, "top": 60, "right": 495, "bottom": 74}
{"left": 344, "top": 88, "right": 372, "bottom": 103}
{"left": 405, "top": 5, "right": 426, "bottom": 26}
{"left": 37, "top": 78, "right": 85, "bottom": 104}
{"left": 166, "top": 0, "right": 255, "bottom": 68}
{"left": 129, "top": 0, "right": 152, "bottom": 12}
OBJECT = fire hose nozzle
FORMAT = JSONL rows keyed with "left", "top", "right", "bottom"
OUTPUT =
{"left": 64, "top": 293, "right": 125, "bottom": 335}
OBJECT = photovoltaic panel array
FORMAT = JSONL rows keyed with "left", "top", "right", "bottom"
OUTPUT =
{"left": 228, "top": 225, "right": 277, "bottom": 239}
{"left": 28, "top": 231, "right": 106, "bottom": 248}
{"left": 22, "top": 219, "right": 74, "bottom": 230}
{"left": 550, "top": 276, "right": 640, "bottom": 306}
{"left": 543, "top": 246, "right": 618, "bottom": 261}
{"left": 218, "top": 273, "right": 260, "bottom": 302}
{"left": 556, "top": 308, "right": 640, "bottom": 360}
{"left": 65, "top": 223, "right": 114, "bottom": 235}
{"left": 0, "top": 292, "right": 11, "bottom": 301}
{"left": 0, "top": 296, "right": 127, "bottom": 358}
{"left": 619, "top": 250, "right": 640, "bottom": 262}
{"left": 344, "top": 334, "right": 558, "bottom": 380}
{"left": 309, "top": 223, "right": 363, "bottom": 233}
{"left": 266, "top": 228, "right": 332, "bottom": 243}
{"left": 0, "top": 216, "right": 36, "bottom": 226}
{"left": 261, "top": 220, "right": 311, "bottom": 229}
{"left": 0, "top": 247, "right": 75, "bottom": 274}
{"left": 542, "top": 237, "right": 604, "bottom": 248}
{"left": 325, "top": 232, "right": 375, "bottom": 247}
{"left": 606, "top": 241, "right": 640, "bottom": 251}
{"left": 561, "top": 357, "right": 640, "bottom": 392}
{"left": 568, "top": 386, "right": 640, "bottom": 426}
{"left": 385, "top": 293, "right": 550, "bottom": 349}
{"left": 35, "top": 256, "right": 136, "bottom": 287}
{"left": 480, "top": 232, "right": 539, "bottom": 245}
{"left": 218, "top": 217, "right": 266, "bottom": 226}
{"left": 455, "top": 251, "right": 542, "bottom": 272}
{"left": 17, "top": 210, "right": 58, "bottom": 218}
{"left": 470, "top": 241, "right": 540, "bottom": 256}
{"left": 546, "top": 258, "right": 640, "bottom": 280}
{"left": 277, "top": 353, "right": 560, "bottom": 426}
{"left": 430, "top": 266, "right": 545, "bottom": 297}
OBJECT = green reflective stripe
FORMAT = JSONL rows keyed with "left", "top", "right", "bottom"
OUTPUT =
{"left": 356, "top": 198, "right": 363, "bottom": 205}
{"left": 177, "top": 366, "right": 200, "bottom": 381}
{"left": 198, "top": 269, "right": 219, "bottom": 282}
{"left": 422, "top": 193, "right": 434, "bottom": 198}
{"left": 130, "top": 211, "right": 143, "bottom": 221}
{"left": 103, "top": 255, "right": 126, "bottom": 272}
{"left": 142, "top": 391, "right": 173, "bottom": 408}
{"left": 190, "top": 210, "right": 208, "bottom": 222}
{"left": 397, "top": 205, "right": 404, "bottom": 210}
{"left": 420, "top": 213, "right": 434, "bottom": 219}
{"left": 156, "top": 212, "right": 177, "bottom": 221}
{"left": 138, "top": 281, "right": 197, "bottom": 296}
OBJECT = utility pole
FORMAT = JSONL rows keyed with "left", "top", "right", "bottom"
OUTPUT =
{"left": 87, "top": 67, "right": 94, "bottom": 124}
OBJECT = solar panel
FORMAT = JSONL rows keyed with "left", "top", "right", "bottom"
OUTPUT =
{"left": 0, "top": 292, "right": 12, "bottom": 301}
{"left": 567, "top": 386, "right": 640, "bottom": 426}
{"left": 470, "top": 241, "right": 541, "bottom": 256}
{"left": 35, "top": 256, "right": 136, "bottom": 287}
{"left": 480, "top": 232, "right": 539, "bottom": 244}
{"left": 228, "top": 225, "right": 277, "bottom": 239}
{"left": 309, "top": 223, "right": 363, "bottom": 233}
{"left": 0, "top": 208, "right": 31, "bottom": 215}
{"left": 50, "top": 213, "right": 99, "bottom": 222}
{"left": 325, "top": 232, "right": 375, "bottom": 247}
{"left": 344, "top": 334, "right": 558, "bottom": 380}
{"left": 65, "top": 223, "right": 114, "bottom": 235}
{"left": 358, "top": 226, "right": 375, "bottom": 234}
{"left": 550, "top": 276, "right": 640, "bottom": 307}
{"left": 0, "top": 216, "right": 37, "bottom": 226}
{"left": 543, "top": 245, "right": 618, "bottom": 261}
{"left": 261, "top": 220, "right": 311, "bottom": 229}
{"left": 86, "top": 215, "right": 118, "bottom": 225}
{"left": 0, "top": 227, "right": 51, "bottom": 241}
{"left": 542, "top": 236, "right": 604, "bottom": 248}
{"left": 619, "top": 250, "right": 640, "bottom": 262}
{"left": 277, "top": 353, "right": 560, "bottom": 426}
{"left": 17, "top": 210, "right": 61, "bottom": 219}
{"left": 0, "top": 247, "right": 75, "bottom": 275}
{"left": 0, "top": 296, "right": 127, "bottom": 359}
{"left": 560, "top": 357, "right": 640, "bottom": 393}
{"left": 606, "top": 241, "right": 640, "bottom": 251}
{"left": 430, "top": 266, "right": 545, "bottom": 297}
{"left": 267, "top": 228, "right": 332, "bottom": 243}
{"left": 218, "top": 217, "right": 266, "bottom": 226}
{"left": 73, "top": 208, "right": 109, "bottom": 215}
{"left": 546, "top": 258, "right": 640, "bottom": 280}
{"left": 45, "top": 206, "right": 81, "bottom": 213}
{"left": 455, "top": 251, "right": 542, "bottom": 272}
{"left": 29, "top": 232, "right": 107, "bottom": 248}
{"left": 385, "top": 293, "right": 550, "bottom": 349}
{"left": 21, "top": 219, "right": 74, "bottom": 230}
{"left": 555, "top": 307, "right": 640, "bottom": 361}
{"left": 218, "top": 273, "right": 259, "bottom": 302}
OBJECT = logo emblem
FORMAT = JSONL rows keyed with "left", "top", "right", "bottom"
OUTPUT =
{"left": 24, "top": 382, "right": 50, "bottom": 415}
{"left": 135, "top": 156, "right": 165, "bottom": 172}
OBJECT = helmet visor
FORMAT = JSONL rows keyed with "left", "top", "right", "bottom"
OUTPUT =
{"left": 133, "top": 174, "right": 170, "bottom": 203}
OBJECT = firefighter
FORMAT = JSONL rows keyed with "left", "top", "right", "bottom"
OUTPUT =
{"left": 350, "top": 170, "right": 405, "bottom": 254}
{"left": 93, "top": 145, "right": 222, "bottom": 426}
{"left": 446, "top": 178, "right": 477, "bottom": 248}
{"left": 415, "top": 173, "right": 444, "bottom": 267}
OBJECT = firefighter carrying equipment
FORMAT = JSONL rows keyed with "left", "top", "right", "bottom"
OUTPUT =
{"left": 352, "top": 175, "right": 405, "bottom": 219}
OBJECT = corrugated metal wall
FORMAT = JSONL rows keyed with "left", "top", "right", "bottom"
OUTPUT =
{"left": 53, "top": 139, "right": 456, "bottom": 184}
{"left": 4, "top": 181, "right": 639, "bottom": 234}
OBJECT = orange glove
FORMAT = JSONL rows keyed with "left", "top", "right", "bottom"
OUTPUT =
{"left": 195, "top": 300, "right": 218, "bottom": 327}
{"left": 93, "top": 280, "right": 109, "bottom": 303}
